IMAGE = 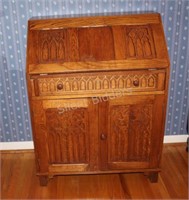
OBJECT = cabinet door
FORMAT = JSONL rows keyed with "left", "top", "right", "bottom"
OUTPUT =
{"left": 32, "top": 98, "right": 98, "bottom": 174}
{"left": 99, "top": 95, "right": 165, "bottom": 170}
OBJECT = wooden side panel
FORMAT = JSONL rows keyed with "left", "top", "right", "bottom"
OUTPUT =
{"left": 27, "top": 31, "right": 38, "bottom": 65}
{"left": 151, "top": 24, "right": 170, "bottom": 60}
{"left": 31, "top": 101, "right": 49, "bottom": 173}
{"left": 150, "top": 95, "right": 165, "bottom": 168}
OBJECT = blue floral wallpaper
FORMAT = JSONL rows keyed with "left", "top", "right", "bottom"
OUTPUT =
{"left": 0, "top": 0, "right": 188, "bottom": 142}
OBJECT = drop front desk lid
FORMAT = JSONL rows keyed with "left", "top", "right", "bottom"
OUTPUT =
{"left": 26, "top": 13, "right": 170, "bottom": 75}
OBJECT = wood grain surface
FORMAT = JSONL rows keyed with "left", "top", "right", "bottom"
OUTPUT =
{"left": 26, "top": 13, "right": 170, "bottom": 186}
{"left": 1, "top": 143, "right": 188, "bottom": 199}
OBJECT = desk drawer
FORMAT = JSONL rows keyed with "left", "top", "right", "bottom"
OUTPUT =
{"left": 31, "top": 70, "right": 165, "bottom": 97}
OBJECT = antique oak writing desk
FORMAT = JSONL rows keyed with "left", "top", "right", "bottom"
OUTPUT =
{"left": 26, "top": 13, "right": 170, "bottom": 186}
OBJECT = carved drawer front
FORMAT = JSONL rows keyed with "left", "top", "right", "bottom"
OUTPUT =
{"left": 31, "top": 70, "right": 165, "bottom": 97}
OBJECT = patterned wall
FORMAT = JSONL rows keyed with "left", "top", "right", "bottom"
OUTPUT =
{"left": 0, "top": 0, "right": 188, "bottom": 142}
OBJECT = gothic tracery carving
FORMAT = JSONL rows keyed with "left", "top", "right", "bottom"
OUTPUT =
{"left": 126, "top": 26, "right": 156, "bottom": 58}
{"left": 36, "top": 73, "right": 158, "bottom": 95}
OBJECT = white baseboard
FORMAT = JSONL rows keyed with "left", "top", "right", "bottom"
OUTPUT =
{"left": 163, "top": 135, "right": 188, "bottom": 143}
{"left": 0, "top": 141, "right": 34, "bottom": 150}
{"left": 0, "top": 135, "right": 188, "bottom": 150}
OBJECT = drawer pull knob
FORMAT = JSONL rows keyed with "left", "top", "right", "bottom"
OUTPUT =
{"left": 133, "top": 80, "right": 139, "bottom": 87}
{"left": 57, "top": 83, "right": 63, "bottom": 90}
{"left": 101, "top": 133, "right": 107, "bottom": 140}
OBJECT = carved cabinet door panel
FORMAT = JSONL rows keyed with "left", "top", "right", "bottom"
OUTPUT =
{"left": 32, "top": 98, "right": 99, "bottom": 174}
{"left": 99, "top": 95, "right": 165, "bottom": 170}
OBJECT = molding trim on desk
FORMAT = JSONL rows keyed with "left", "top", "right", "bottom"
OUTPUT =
{"left": 0, "top": 135, "right": 188, "bottom": 150}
